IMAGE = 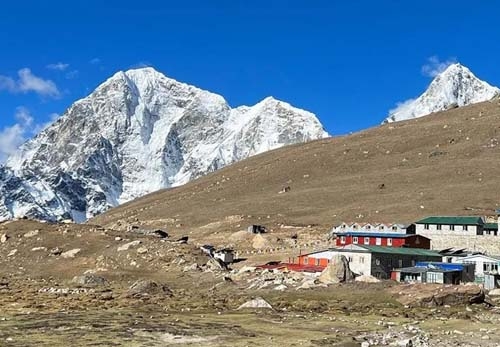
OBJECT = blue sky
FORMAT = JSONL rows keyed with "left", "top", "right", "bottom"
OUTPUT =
{"left": 1, "top": 1, "right": 499, "bottom": 161}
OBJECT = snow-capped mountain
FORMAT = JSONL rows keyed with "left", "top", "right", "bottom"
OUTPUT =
{"left": 0, "top": 67, "right": 328, "bottom": 222}
{"left": 384, "top": 63, "right": 500, "bottom": 123}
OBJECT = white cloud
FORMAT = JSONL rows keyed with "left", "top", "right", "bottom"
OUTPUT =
{"left": 46, "top": 62, "right": 69, "bottom": 71}
{"left": 89, "top": 58, "right": 101, "bottom": 65}
{"left": 0, "top": 68, "right": 61, "bottom": 98}
{"left": 0, "top": 107, "right": 34, "bottom": 163}
{"left": 421, "top": 56, "right": 457, "bottom": 78}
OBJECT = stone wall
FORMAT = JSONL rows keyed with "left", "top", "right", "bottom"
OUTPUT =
{"left": 420, "top": 231, "right": 500, "bottom": 254}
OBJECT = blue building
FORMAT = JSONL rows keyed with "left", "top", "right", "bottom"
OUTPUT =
{"left": 392, "top": 262, "right": 475, "bottom": 284}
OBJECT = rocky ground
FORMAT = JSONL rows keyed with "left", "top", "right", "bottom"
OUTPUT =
{"left": 1, "top": 220, "right": 500, "bottom": 346}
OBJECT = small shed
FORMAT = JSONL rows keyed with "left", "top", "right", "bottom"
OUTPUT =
{"left": 200, "top": 245, "right": 215, "bottom": 256}
{"left": 248, "top": 225, "right": 266, "bottom": 234}
{"left": 392, "top": 262, "right": 475, "bottom": 284}
{"left": 214, "top": 249, "right": 235, "bottom": 264}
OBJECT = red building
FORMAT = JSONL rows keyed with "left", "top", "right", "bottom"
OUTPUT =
{"left": 335, "top": 232, "right": 430, "bottom": 249}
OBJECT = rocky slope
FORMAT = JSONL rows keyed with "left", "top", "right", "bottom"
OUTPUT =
{"left": 0, "top": 67, "right": 328, "bottom": 222}
{"left": 385, "top": 63, "right": 499, "bottom": 123}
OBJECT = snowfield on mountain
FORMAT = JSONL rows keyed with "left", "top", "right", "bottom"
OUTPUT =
{"left": 0, "top": 67, "right": 328, "bottom": 222}
{"left": 385, "top": 63, "right": 499, "bottom": 123}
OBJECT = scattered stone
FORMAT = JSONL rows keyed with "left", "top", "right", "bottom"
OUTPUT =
{"left": 183, "top": 263, "right": 200, "bottom": 272}
{"left": 61, "top": 248, "right": 81, "bottom": 258}
{"left": 126, "top": 280, "right": 171, "bottom": 298}
{"left": 238, "top": 266, "right": 257, "bottom": 274}
{"left": 205, "top": 257, "right": 229, "bottom": 272}
{"left": 175, "top": 236, "right": 188, "bottom": 244}
{"left": 237, "top": 297, "right": 273, "bottom": 310}
{"left": 23, "top": 229, "right": 40, "bottom": 238}
{"left": 50, "top": 247, "right": 62, "bottom": 256}
{"left": 488, "top": 288, "right": 500, "bottom": 296}
{"left": 0, "top": 234, "right": 8, "bottom": 243}
{"left": 114, "top": 237, "right": 122, "bottom": 241}
{"left": 7, "top": 249, "right": 17, "bottom": 257}
{"left": 153, "top": 229, "right": 169, "bottom": 238}
{"left": 274, "top": 284, "right": 287, "bottom": 291}
{"left": 31, "top": 247, "right": 47, "bottom": 252}
{"left": 117, "top": 240, "right": 141, "bottom": 251}
{"left": 72, "top": 274, "right": 108, "bottom": 288}
{"left": 355, "top": 274, "right": 381, "bottom": 283}
{"left": 137, "top": 247, "right": 148, "bottom": 254}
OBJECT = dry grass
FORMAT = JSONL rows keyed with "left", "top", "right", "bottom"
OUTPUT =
{"left": 91, "top": 100, "right": 500, "bottom": 238}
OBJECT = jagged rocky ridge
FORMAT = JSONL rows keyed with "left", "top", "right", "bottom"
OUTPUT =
{"left": 0, "top": 68, "right": 328, "bottom": 222}
{"left": 385, "top": 63, "right": 500, "bottom": 123}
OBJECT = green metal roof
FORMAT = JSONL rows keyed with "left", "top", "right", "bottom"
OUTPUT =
{"left": 415, "top": 216, "right": 484, "bottom": 226}
{"left": 485, "top": 223, "right": 498, "bottom": 231}
{"left": 359, "top": 245, "right": 442, "bottom": 257}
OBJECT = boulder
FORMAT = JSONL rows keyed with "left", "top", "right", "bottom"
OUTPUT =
{"left": 205, "top": 257, "right": 229, "bottom": 272}
{"left": 126, "top": 280, "right": 172, "bottom": 298}
{"left": 137, "top": 247, "right": 148, "bottom": 254}
{"left": 488, "top": 288, "right": 500, "bottom": 296}
{"left": 23, "top": 230, "right": 39, "bottom": 238}
{"left": 318, "top": 255, "right": 355, "bottom": 284}
{"left": 0, "top": 234, "right": 8, "bottom": 243}
{"left": 355, "top": 274, "right": 381, "bottom": 283}
{"left": 237, "top": 297, "right": 273, "bottom": 310}
{"left": 72, "top": 274, "right": 108, "bottom": 288}
{"left": 61, "top": 248, "right": 81, "bottom": 258}
{"left": 183, "top": 263, "right": 200, "bottom": 272}
{"left": 117, "top": 240, "right": 141, "bottom": 251}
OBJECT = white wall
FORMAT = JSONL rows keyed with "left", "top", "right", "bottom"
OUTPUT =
{"left": 415, "top": 223, "right": 477, "bottom": 236}
{"left": 455, "top": 255, "right": 500, "bottom": 278}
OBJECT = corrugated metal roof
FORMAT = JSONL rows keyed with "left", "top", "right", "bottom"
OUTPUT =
{"left": 485, "top": 223, "right": 498, "bottom": 230}
{"left": 415, "top": 216, "right": 484, "bottom": 226}
{"left": 359, "top": 245, "right": 441, "bottom": 256}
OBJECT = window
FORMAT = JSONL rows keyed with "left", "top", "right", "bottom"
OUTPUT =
{"left": 348, "top": 256, "right": 353, "bottom": 262}
{"left": 316, "top": 259, "right": 321, "bottom": 266}
{"left": 398, "top": 259, "right": 403, "bottom": 268}
{"left": 463, "top": 225, "right": 468, "bottom": 231}
{"left": 340, "top": 236, "right": 346, "bottom": 244}
{"left": 375, "top": 259, "right": 381, "bottom": 266}
{"left": 484, "top": 263, "right": 488, "bottom": 271}
{"left": 364, "top": 237, "right": 370, "bottom": 245}
{"left": 387, "top": 238, "right": 393, "bottom": 246}
{"left": 304, "top": 257, "right": 308, "bottom": 264}
{"left": 359, "top": 256, "right": 365, "bottom": 264}
{"left": 353, "top": 225, "right": 358, "bottom": 230}
{"left": 437, "top": 224, "right": 442, "bottom": 230}
{"left": 379, "top": 226, "right": 385, "bottom": 231}
{"left": 376, "top": 237, "right": 382, "bottom": 245}
{"left": 424, "top": 224, "right": 429, "bottom": 230}
{"left": 366, "top": 225, "right": 371, "bottom": 230}
{"left": 450, "top": 225, "right": 455, "bottom": 231}
{"left": 353, "top": 236, "right": 358, "bottom": 244}
{"left": 392, "top": 226, "right": 398, "bottom": 231}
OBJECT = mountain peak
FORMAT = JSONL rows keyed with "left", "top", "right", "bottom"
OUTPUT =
{"left": 385, "top": 64, "right": 499, "bottom": 123}
{"left": 0, "top": 68, "right": 328, "bottom": 222}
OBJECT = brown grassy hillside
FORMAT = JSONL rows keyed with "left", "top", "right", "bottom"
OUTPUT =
{"left": 91, "top": 99, "right": 500, "bottom": 235}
